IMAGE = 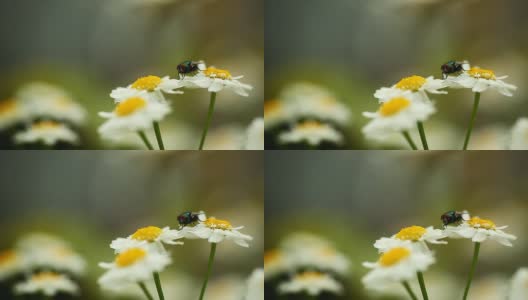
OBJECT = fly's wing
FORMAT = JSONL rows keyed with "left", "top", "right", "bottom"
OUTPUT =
{"left": 196, "top": 211, "right": 207, "bottom": 221}
{"left": 461, "top": 60, "right": 471, "bottom": 71}
{"left": 461, "top": 210, "right": 471, "bottom": 221}
{"left": 197, "top": 60, "right": 207, "bottom": 71}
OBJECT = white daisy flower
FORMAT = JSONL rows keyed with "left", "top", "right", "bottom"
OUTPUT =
{"left": 362, "top": 246, "right": 435, "bottom": 291}
{"left": 509, "top": 118, "right": 528, "bottom": 150}
{"left": 279, "top": 232, "right": 334, "bottom": 252}
{"left": 264, "top": 249, "right": 289, "bottom": 280}
{"left": 14, "top": 121, "right": 79, "bottom": 146}
{"left": 13, "top": 272, "right": 79, "bottom": 297}
{"left": 374, "top": 75, "right": 447, "bottom": 103}
{"left": 243, "top": 117, "right": 264, "bottom": 150}
{"left": 178, "top": 66, "right": 253, "bottom": 97}
{"left": 278, "top": 120, "right": 343, "bottom": 146}
{"left": 278, "top": 271, "right": 343, "bottom": 296}
{"left": 443, "top": 217, "right": 517, "bottom": 246}
{"left": 98, "top": 247, "right": 171, "bottom": 291}
{"left": 0, "top": 249, "right": 24, "bottom": 280}
{"left": 362, "top": 96, "right": 436, "bottom": 141}
{"left": 264, "top": 100, "right": 291, "bottom": 130}
{"left": 445, "top": 67, "right": 517, "bottom": 96}
{"left": 289, "top": 246, "right": 350, "bottom": 276}
{"left": 110, "top": 75, "right": 183, "bottom": 103}
{"left": 110, "top": 226, "right": 183, "bottom": 254}
{"left": 509, "top": 268, "right": 528, "bottom": 300}
{"left": 16, "top": 82, "right": 86, "bottom": 125}
{"left": 243, "top": 268, "right": 264, "bottom": 300}
{"left": 98, "top": 95, "right": 171, "bottom": 141}
{"left": 21, "top": 245, "right": 86, "bottom": 276}
{"left": 179, "top": 217, "right": 253, "bottom": 247}
{"left": 16, "top": 233, "right": 70, "bottom": 251}
{"left": 0, "top": 99, "right": 28, "bottom": 130}
{"left": 374, "top": 225, "right": 447, "bottom": 253}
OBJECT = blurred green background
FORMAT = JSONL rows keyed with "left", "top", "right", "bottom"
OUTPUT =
{"left": 265, "top": 151, "right": 527, "bottom": 299}
{"left": 0, "top": 151, "right": 263, "bottom": 299}
{"left": 0, "top": 0, "right": 263, "bottom": 148}
{"left": 265, "top": 0, "right": 527, "bottom": 149}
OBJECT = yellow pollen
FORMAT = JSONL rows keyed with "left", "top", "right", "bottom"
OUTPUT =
{"left": 204, "top": 67, "right": 232, "bottom": 80}
{"left": 131, "top": 75, "right": 162, "bottom": 91}
{"left": 395, "top": 75, "right": 426, "bottom": 91}
{"left": 379, "top": 97, "right": 411, "bottom": 116}
{"left": 468, "top": 67, "right": 496, "bottom": 80}
{"left": 468, "top": 217, "right": 496, "bottom": 229}
{"left": 296, "top": 271, "right": 324, "bottom": 280}
{"left": 264, "top": 100, "right": 282, "bottom": 116}
{"left": 32, "top": 272, "right": 61, "bottom": 281}
{"left": 0, "top": 99, "right": 17, "bottom": 114}
{"left": 204, "top": 217, "right": 232, "bottom": 230}
{"left": 115, "top": 97, "right": 146, "bottom": 116}
{"left": 395, "top": 226, "right": 427, "bottom": 241}
{"left": 32, "top": 121, "right": 60, "bottom": 130}
{"left": 296, "top": 120, "right": 323, "bottom": 130}
{"left": 264, "top": 249, "right": 282, "bottom": 265}
{"left": 0, "top": 250, "right": 17, "bottom": 264}
{"left": 131, "top": 226, "right": 162, "bottom": 241}
{"left": 115, "top": 248, "right": 146, "bottom": 267}
{"left": 379, "top": 247, "right": 411, "bottom": 267}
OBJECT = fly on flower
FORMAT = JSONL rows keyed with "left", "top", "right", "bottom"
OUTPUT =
{"left": 177, "top": 60, "right": 206, "bottom": 79}
{"left": 177, "top": 211, "right": 206, "bottom": 228}
{"left": 441, "top": 60, "right": 471, "bottom": 79}
{"left": 441, "top": 210, "right": 470, "bottom": 227}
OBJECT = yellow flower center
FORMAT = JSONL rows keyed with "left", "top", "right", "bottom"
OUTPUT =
{"left": 296, "top": 271, "right": 324, "bottom": 280}
{"left": 204, "top": 67, "right": 232, "bottom": 80}
{"left": 379, "top": 247, "right": 411, "bottom": 267}
{"left": 32, "top": 121, "right": 60, "bottom": 130}
{"left": 379, "top": 97, "right": 411, "bottom": 116}
{"left": 0, "top": 250, "right": 17, "bottom": 264}
{"left": 131, "top": 226, "right": 163, "bottom": 241}
{"left": 204, "top": 217, "right": 232, "bottom": 230}
{"left": 468, "top": 67, "right": 496, "bottom": 80}
{"left": 115, "top": 97, "right": 146, "bottom": 116}
{"left": 264, "top": 249, "right": 282, "bottom": 265}
{"left": 131, "top": 75, "right": 162, "bottom": 91}
{"left": 395, "top": 226, "right": 427, "bottom": 241}
{"left": 0, "top": 99, "right": 17, "bottom": 114}
{"left": 115, "top": 248, "right": 146, "bottom": 267}
{"left": 32, "top": 272, "right": 61, "bottom": 281}
{"left": 395, "top": 75, "right": 427, "bottom": 91}
{"left": 297, "top": 120, "right": 323, "bottom": 130}
{"left": 264, "top": 100, "right": 282, "bottom": 116}
{"left": 468, "top": 217, "right": 496, "bottom": 229}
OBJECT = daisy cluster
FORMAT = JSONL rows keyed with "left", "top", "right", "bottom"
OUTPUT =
{"left": 265, "top": 232, "right": 350, "bottom": 298}
{"left": 0, "top": 82, "right": 87, "bottom": 149}
{"left": 98, "top": 61, "right": 262, "bottom": 150}
{"left": 362, "top": 211, "right": 518, "bottom": 299}
{"left": 264, "top": 82, "right": 352, "bottom": 149}
{"left": 0, "top": 233, "right": 86, "bottom": 298}
{"left": 363, "top": 61, "right": 517, "bottom": 150}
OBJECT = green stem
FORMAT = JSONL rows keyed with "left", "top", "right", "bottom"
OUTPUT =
{"left": 416, "top": 121, "right": 429, "bottom": 150}
{"left": 402, "top": 281, "right": 418, "bottom": 300}
{"left": 153, "top": 272, "right": 165, "bottom": 300}
{"left": 462, "top": 242, "right": 481, "bottom": 300}
{"left": 402, "top": 131, "right": 418, "bottom": 150}
{"left": 138, "top": 131, "right": 154, "bottom": 150}
{"left": 417, "top": 271, "right": 429, "bottom": 300}
{"left": 198, "top": 92, "right": 217, "bottom": 150}
{"left": 153, "top": 122, "right": 165, "bottom": 150}
{"left": 138, "top": 282, "right": 155, "bottom": 300}
{"left": 462, "top": 92, "right": 481, "bottom": 150}
{"left": 198, "top": 243, "right": 217, "bottom": 300}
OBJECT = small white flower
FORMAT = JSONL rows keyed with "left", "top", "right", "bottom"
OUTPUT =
{"left": 16, "top": 233, "right": 70, "bottom": 251}
{"left": 98, "top": 247, "right": 171, "bottom": 291}
{"left": 264, "top": 249, "right": 289, "bottom": 280}
{"left": 362, "top": 246, "right": 435, "bottom": 291}
{"left": 278, "top": 271, "right": 343, "bottom": 296}
{"left": 279, "top": 120, "right": 343, "bottom": 146}
{"left": 445, "top": 67, "right": 517, "bottom": 96}
{"left": 374, "top": 75, "right": 447, "bottom": 103}
{"left": 110, "top": 75, "right": 183, "bottom": 103}
{"left": 243, "top": 118, "right": 264, "bottom": 150}
{"left": 179, "top": 217, "right": 253, "bottom": 247}
{"left": 243, "top": 268, "right": 264, "bottom": 300}
{"left": 264, "top": 100, "right": 291, "bottom": 130}
{"left": 291, "top": 247, "right": 350, "bottom": 275}
{"left": 509, "top": 118, "right": 528, "bottom": 150}
{"left": 0, "top": 249, "right": 24, "bottom": 280}
{"left": 509, "top": 267, "right": 528, "bottom": 300}
{"left": 14, "top": 121, "right": 79, "bottom": 146}
{"left": 178, "top": 66, "right": 253, "bottom": 97}
{"left": 110, "top": 226, "right": 183, "bottom": 254}
{"left": 0, "top": 99, "right": 28, "bottom": 130}
{"left": 21, "top": 245, "right": 86, "bottom": 276}
{"left": 280, "top": 232, "right": 334, "bottom": 252}
{"left": 443, "top": 217, "right": 517, "bottom": 246}
{"left": 14, "top": 272, "right": 79, "bottom": 297}
{"left": 362, "top": 96, "right": 436, "bottom": 141}
{"left": 98, "top": 94, "right": 171, "bottom": 141}
{"left": 374, "top": 225, "right": 447, "bottom": 253}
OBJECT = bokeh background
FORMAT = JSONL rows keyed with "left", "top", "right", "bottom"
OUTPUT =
{"left": 0, "top": 151, "right": 263, "bottom": 299}
{"left": 265, "top": 151, "right": 527, "bottom": 299}
{"left": 0, "top": 0, "right": 263, "bottom": 149}
{"left": 265, "top": 0, "right": 528, "bottom": 149}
